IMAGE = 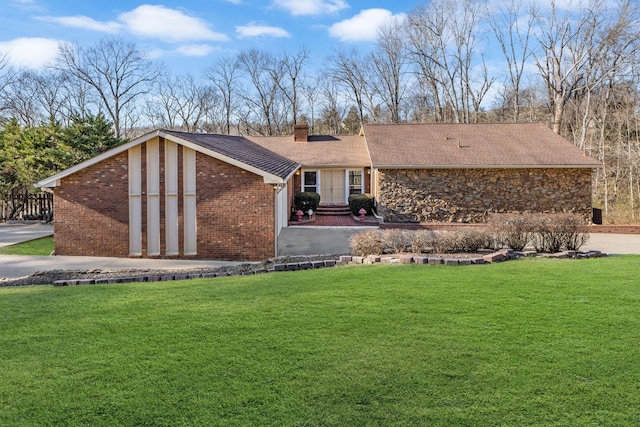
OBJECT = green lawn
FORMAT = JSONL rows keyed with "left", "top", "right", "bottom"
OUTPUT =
{"left": 0, "top": 236, "right": 53, "bottom": 255}
{"left": 1, "top": 257, "right": 639, "bottom": 426}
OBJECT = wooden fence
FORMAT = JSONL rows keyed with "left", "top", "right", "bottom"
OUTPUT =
{"left": 0, "top": 191, "right": 53, "bottom": 222}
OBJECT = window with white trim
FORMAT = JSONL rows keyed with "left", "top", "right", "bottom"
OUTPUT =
{"left": 348, "top": 170, "right": 363, "bottom": 195}
{"left": 302, "top": 170, "right": 318, "bottom": 193}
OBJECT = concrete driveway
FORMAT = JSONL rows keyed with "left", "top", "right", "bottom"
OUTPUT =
{"left": 0, "top": 222, "right": 53, "bottom": 247}
{"left": 0, "top": 255, "right": 242, "bottom": 280}
{"left": 278, "top": 226, "right": 640, "bottom": 256}
{"left": 278, "top": 225, "right": 378, "bottom": 256}
{"left": 0, "top": 222, "right": 240, "bottom": 280}
{"left": 581, "top": 233, "right": 640, "bottom": 255}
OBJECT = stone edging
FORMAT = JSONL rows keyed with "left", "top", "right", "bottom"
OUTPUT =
{"left": 337, "top": 249, "right": 606, "bottom": 266}
{"left": 52, "top": 249, "right": 606, "bottom": 287}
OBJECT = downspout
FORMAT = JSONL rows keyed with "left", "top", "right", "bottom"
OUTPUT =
{"left": 273, "top": 182, "right": 286, "bottom": 258}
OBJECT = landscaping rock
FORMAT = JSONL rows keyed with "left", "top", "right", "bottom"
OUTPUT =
{"left": 482, "top": 252, "right": 507, "bottom": 263}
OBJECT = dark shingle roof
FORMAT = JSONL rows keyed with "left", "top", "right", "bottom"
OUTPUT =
{"left": 164, "top": 130, "right": 300, "bottom": 179}
{"left": 364, "top": 123, "right": 602, "bottom": 168}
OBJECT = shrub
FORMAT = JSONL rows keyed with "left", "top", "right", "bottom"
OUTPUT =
{"left": 349, "top": 229, "right": 384, "bottom": 257}
{"left": 431, "top": 231, "right": 459, "bottom": 253}
{"left": 489, "top": 214, "right": 534, "bottom": 251}
{"left": 408, "top": 229, "right": 436, "bottom": 253}
{"left": 531, "top": 213, "right": 589, "bottom": 252}
{"left": 380, "top": 229, "right": 409, "bottom": 254}
{"left": 455, "top": 228, "right": 494, "bottom": 252}
{"left": 348, "top": 193, "right": 374, "bottom": 215}
{"left": 294, "top": 192, "right": 321, "bottom": 212}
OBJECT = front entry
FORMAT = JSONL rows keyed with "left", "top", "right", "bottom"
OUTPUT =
{"left": 320, "top": 169, "right": 346, "bottom": 204}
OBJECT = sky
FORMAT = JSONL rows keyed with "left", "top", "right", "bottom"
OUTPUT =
{"left": 0, "top": 0, "right": 416, "bottom": 74}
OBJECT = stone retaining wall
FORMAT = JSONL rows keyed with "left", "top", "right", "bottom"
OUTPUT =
{"left": 377, "top": 168, "right": 592, "bottom": 223}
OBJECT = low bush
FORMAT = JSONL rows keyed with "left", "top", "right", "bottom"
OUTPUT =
{"left": 348, "top": 193, "right": 374, "bottom": 215}
{"left": 348, "top": 213, "right": 588, "bottom": 257}
{"left": 349, "top": 229, "right": 384, "bottom": 257}
{"left": 489, "top": 214, "right": 534, "bottom": 251}
{"left": 349, "top": 227, "right": 492, "bottom": 256}
{"left": 454, "top": 228, "right": 495, "bottom": 252}
{"left": 532, "top": 213, "right": 589, "bottom": 252}
{"left": 408, "top": 229, "right": 436, "bottom": 253}
{"left": 431, "top": 228, "right": 493, "bottom": 253}
{"left": 380, "top": 229, "right": 409, "bottom": 254}
{"left": 294, "top": 192, "right": 321, "bottom": 212}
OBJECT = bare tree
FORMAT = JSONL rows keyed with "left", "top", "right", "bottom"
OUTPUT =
{"left": 328, "top": 48, "right": 372, "bottom": 126}
{"left": 300, "top": 73, "right": 322, "bottom": 134}
{"left": 406, "top": 0, "right": 493, "bottom": 123}
{"left": 35, "top": 71, "right": 72, "bottom": 124}
{"left": 489, "top": 0, "right": 535, "bottom": 122}
{"left": 1, "top": 70, "right": 39, "bottom": 126}
{"left": 56, "top": 37, "right": 161, "bottom": 137}
{"left": 147, "top": 73, "right": 216, "bottom": 132}
{"left": 319, "top": 77, "right": 348, "bottom": 134}
{"left": 370, "top": 22, "right": 409, "bottom": 124}
{"left": 205, "top": 55, "right": 240, "bottom": 135}
{"left": 533, "top": 0, "right": 640, "bottom": 134}
{"left": 275, "top": 47, "right": 309, "bottom": 128}
{"left": 237, "top": 49, "right": 283, "bottom": 135}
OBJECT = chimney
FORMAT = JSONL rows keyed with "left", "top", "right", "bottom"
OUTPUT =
{"left": 294, "top": 124, "right": 308, "bottom": 142}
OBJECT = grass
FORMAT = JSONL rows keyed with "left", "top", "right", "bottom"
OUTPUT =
{"left": 0, "top": 236, "right": 54, "bottom": 255}
{"left": 1, "top": 256, "right": 639, "bottom": 426}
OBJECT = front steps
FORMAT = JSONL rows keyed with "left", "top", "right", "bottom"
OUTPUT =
{"left": 316, "top": 204, "right": 351, "bottom": 216}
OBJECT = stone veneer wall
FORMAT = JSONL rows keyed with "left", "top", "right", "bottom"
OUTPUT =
{"left": 377, "top": 168, "right": 593, "bottom": 223}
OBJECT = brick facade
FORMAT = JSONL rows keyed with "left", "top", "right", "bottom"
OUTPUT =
{"left": 54, "top": 151, "right": 130, "bottom": 257}
{"left": 194, "top": 152, "right": 275, "bottom": 261}
{"left": 53, "top": 142, "right": 276, "bottom": 261}
{"left": 376, "top": 168, "right": 593, "bottom": 223}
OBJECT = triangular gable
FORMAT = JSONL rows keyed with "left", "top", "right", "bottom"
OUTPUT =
{"left": 36, "top": 129, "right": 301, "bottom": 188}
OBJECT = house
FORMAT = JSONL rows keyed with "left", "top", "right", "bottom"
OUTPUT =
{"left": 364, "top": 123, "right": 601, "bottom": 223}
{"left": 37, "top": 123, "right": 600, "bottom": 261}
{"left": 36, "top": 130, "right": 299, "bottom": 261}
{"left": 246, "top": 124, "right": 372, "bottom": 206}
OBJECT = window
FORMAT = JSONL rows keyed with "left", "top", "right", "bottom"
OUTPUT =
{"left": 348, "top": 170, "right": 363, "bottom": 195}
{"left": 303, "top": 170, "right": 317, "bottom": 193}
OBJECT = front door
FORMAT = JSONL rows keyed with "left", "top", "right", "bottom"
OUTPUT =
{"left": 320, "top": 169, "right": 346, "bottom": 204}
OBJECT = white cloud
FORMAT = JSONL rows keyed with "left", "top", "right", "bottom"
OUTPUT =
{"left": 236, "top": 23, "right": 290, "bottom": 38}
{"left": 38, "top": 15, "right": 121, "bottom": 33}
{"left": 118, "top": 5, "right": 228, "bottom": 42}
{"left": 272, "top": 0, "right": 348, "bottom": 16}
{"left": 40, "top": 5, "right": 229, "bottom": 43}
{"left": 147, "top": 44, "right": 220, "bottom": 59}
{"left": 0, "top": 37, "right": 61, "bottom": 69}
{"left": 175, "top": 44, "right": 216, "bottom": 56}
{"left": 328, "top": 9, "right": 407, "bottom": 42}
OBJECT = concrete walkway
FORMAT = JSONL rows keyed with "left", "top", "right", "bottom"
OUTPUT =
{"left": 278, "top": 225, "right": 378, "bottom": 256}
{"left": 0, "top": 255, "right": 242, "bottom": 280}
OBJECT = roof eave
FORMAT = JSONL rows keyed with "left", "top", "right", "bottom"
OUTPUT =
{"left": 372, "top": 164, "right": 602, "bottom": 169}
{"left": 35, "top": 130, "right": 162, "bottom": 188}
